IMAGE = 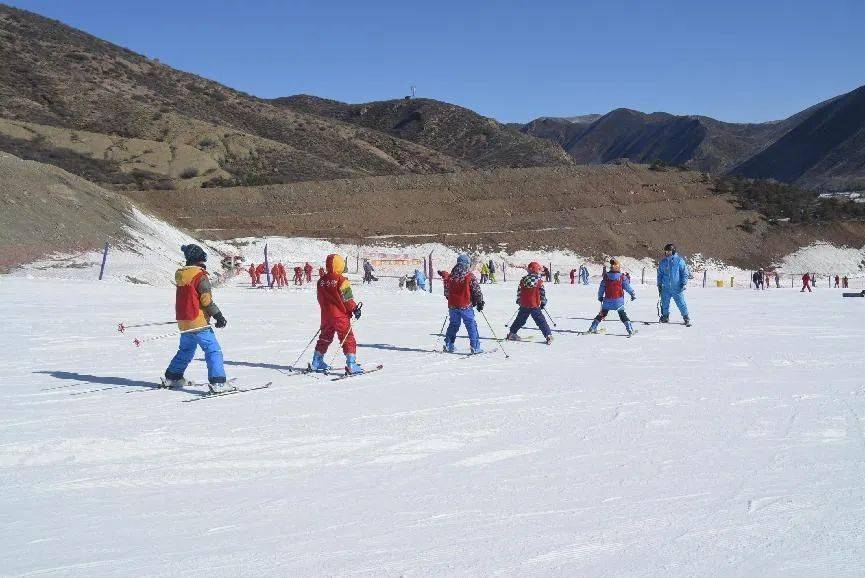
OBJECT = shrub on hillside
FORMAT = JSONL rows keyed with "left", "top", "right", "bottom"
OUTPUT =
{"left": 179, "top": 167, "right": 199, "bottom": 179}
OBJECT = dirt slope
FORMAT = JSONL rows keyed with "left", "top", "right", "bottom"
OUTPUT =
{"left": 122, "top": 162, "right": 865, "bottom": 267}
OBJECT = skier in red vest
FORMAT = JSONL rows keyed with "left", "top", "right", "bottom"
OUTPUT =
{"left": 309, "top": 254, "right": 363, "bottom": 374}
{"left": 304, "top": 262, "right": 313, "bottom": 283}
{"left": 588, "top": 258, "right": 636, "bottom": 336}
{"left": 254, "top": 263, "right": 266, "bottom": 285}
{"left": 506, "top": 262, "right": 553, "bottom": 344}
{"left": 248, "top": 263, "right": 257, "bottom": 286}
{"left": 270, "top": 263, "right": 280, "bottom": 287}
{"left": 163, "top": 244, "right": 230, "bottom": 392}
{"left": 569, "top": 268, "right": 577, "bottom": 284}
{"left": 293, "top": 266, "right": 304, "bottom": 285}
{"left": 801, "top": 273, "right": 812, "bottom": 292}
{"left": 442, "top": 254, "right": 485, "bottom": 354}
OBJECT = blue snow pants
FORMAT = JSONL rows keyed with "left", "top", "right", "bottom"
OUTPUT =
{"left": 165, "top": 328, "right": 226, "bottom": 383}
{"left": 445, "top": 307, "right": 480, "bottom": 350}
{"left": 510, "top": 307, "right": 551, "bottom": 337}
{"left": 660, "top": 290, "right": 689, "bottom": 318}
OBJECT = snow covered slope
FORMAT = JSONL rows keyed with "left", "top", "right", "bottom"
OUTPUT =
{"left": 2, "top": 274, "right": 864, "bottom": 574}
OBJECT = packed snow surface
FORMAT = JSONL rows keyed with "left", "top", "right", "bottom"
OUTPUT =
{"left": 2, "top": 273, "right": 865, "bottom": 575}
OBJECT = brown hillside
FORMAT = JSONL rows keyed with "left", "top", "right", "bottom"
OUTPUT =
{"left": 272, "top": 96, "right": 574, "bottom": 169}
{"left": 123, "top": 162, "right": 865, "bottom": 268}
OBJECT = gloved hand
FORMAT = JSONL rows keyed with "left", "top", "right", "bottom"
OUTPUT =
{"left": 476, "top": 301, "right": 485, "bottom": 312}
{"left": 680, "top": 285, "right": 687, "bottom": 292}
{"left": 657, "top": 284, "right": 663, "bottom": 295}
{"left": 541, "top": 300, "right": 547, "bottom": 309}
{"left": 353, "top": 303, "right": 363, "bottom": 320}
{"left": 631, "top": 295, "right": 636, "bottom": 301}
{"left": 598, "top": 297, "right": 603, "bottom": 303}
{"left": 214, "top": 313, "right": 227, "bottom": 328}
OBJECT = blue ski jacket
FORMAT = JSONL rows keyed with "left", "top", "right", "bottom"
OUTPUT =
{"left": 657, "top": 254, "right": 690, "bottom": 293}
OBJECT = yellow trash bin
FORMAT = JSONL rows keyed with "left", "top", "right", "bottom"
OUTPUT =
{"left": 715, "top": 280, "right": 724, "bottom": 287}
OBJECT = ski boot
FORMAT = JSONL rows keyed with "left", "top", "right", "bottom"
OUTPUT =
{"left": 545, "top": 334, "right": 554, "bottom": 345}
{"left": 505, "top": 332, "right": 522, "bottom": 341}
{"left": 470, "top": 346, "right": 485, "bottom": 355}
{"left": 683, "top": 316, "right": 691, "bottom": 326}
{"left": 345, "top": 353, "right": 364, "bottom": 375}
{"left": 587, "top": 320, "right": 600, "bottom": 334}
{"left": 659, "top": 315, "right": 669, "bottom": 323}
{"left": 625, "top": 321, "right": 635, "bottom": 337}
{"left": 161, "top": 373, "right": 189, "bottom": 389}
{"left": 443, "top": 340, "right": 455, "bottom": 353}
{"left": 310, "top": 351, "right": 332, "bottom": 373}
{"left": 208, "top": 378, "right": 235, "bottom": 394}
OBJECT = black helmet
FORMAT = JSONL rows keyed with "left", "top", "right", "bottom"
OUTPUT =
{"left": 664, "top": 243, "right": 676, "bottom": 254}
{"left": 181, "top": 244, "right": 207, "bottom": 264}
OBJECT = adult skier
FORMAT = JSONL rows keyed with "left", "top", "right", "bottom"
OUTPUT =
{"left": 163, "top": 244, "right": 230, "bottom": 392}
{"left": 443, "top": 254, "right": 485, "bottom": 354}
{"left": 304, "top": 262, "right": 313, "bottom": 283}
{"left": 588, "top": 258, "right": 636, "bottom": 336}
{"left": 309, "top": 254, "right": 364, "bottom": 374}
{"left": 480, "top": 262, "right": 490, "bottom": 284}
{"left": 569, "top": 268, "right": 577, "bottom": 284}
{"left": 414, "top": 268, "right": 427, "bottom": 291}
{"left": 657, "top": 243, "right": 690, "bottom": 325}
{"left": 506, "top": 262, "right": 553, "bottom": 344}
{"left": 488, "top": 260, "right": 496, "bottom": 283}
{"left": 580, "top": 264, "right": 590, "bottom": 285}
{"left": 293, "top": 266, "right": 304, "bottom": 285}
{"left": 362, "top": 259, "right": 378, "bottom": 284}
{"left": 752, "top": 270, "right": 763, "bottom": 290}
{"left": 801, "top": 273, "right": 812, "bottom": 292}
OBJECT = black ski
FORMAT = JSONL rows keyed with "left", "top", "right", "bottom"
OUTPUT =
{"left": 330, "top": 365, "right": 384, "bottom": 381}
{"left": 181, "top": 382, "right": 273, "bottom": 402}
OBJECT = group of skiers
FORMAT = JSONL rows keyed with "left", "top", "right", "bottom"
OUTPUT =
{"left": 752, "top": 269, "right": 781, "bottom": 289}
{"left": 248, "top": 262, "right": 316, "bottom": 287}
{"left": 479, "top": 260, "right": 497, "bottom": 283}
{"left": 161, "top": 242, "right": 692, "bottom": 393}
{"left": 569, "top": 265, "right": 591, "bottom": 285}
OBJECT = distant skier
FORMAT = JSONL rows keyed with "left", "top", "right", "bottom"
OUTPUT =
{"left": 443, "top": 254, "right": 485, "bottom": 354}
{"left": 255, "top": 263, "right": 266, "bottom": 285}
{"left": 480, "top": 262, "right": 490, "bottom": 284}
{"left": 657, "top": 243, "right": 690, "bottom": 325}
{"left": 248, "top": 263, "right": 257, "bottom": 286}
{"left": 293, "top": 266, "right": 304, "bottom": 285}
{"left": 414, "top": 268, "right": 427, "bottom": 291}
{"left": 752, "top": 270, "right": 763, "bottom": 290}
{"left": 843, "top": 275, "right": 849, "bottom": 288}
{"left": 624, "top": 271, "right": 631, "bottom": 284}
{"left": 801, "top": 273, "right": 812, "bottom": 292}
{"left": 542, "top": 265, "right": 552, "bottom": 282}
{"left": 569, "top": 268, "right": 577, "bottom": 284}
{"left": 553, "top": 270, "right": 560, "bottom": 284}
{"left": 506, "top": 262, "right": 553, "bottom": 344}
{"left": 488, "top": 260, "right": 496, "bottom": 283}
{"left": 835, "top": 275, "right": 840, "bottom": 288}
{"left": 270, "top": 263, "right": 280, "bottom": 288}
{"left": 774, "top": 271, "right": 780, "bottom": 288}
{"left": 589, "top": 258, "right": 636, "bottom": 336}
{"left": 580, "top": 264, "right": 590, "bottom": 285}
{"left": 304, "top": 262, "right": 313, "bottom": 283}
{"left": 310, "top": 254, "right": 364, "bottom": 374}
{"left": 362, "top": 259, "right": 378, "bottom": 284}
{"left": 163, "top": 244, "right": 230, "bottom": 392}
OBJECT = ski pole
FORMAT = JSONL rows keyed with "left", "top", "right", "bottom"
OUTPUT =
{"left": 433, "top": 314, "right": 449, "bottom": 351}
{"left": 288, "top": 328, "right": 322, "bottom": 369}
{"left": 479, "top": 309, "right": 510, "bottom": 359}
{"left": 118, "top": 320, "right": 175, "bottom": 333}
{"left": 504, "top": 309, "right": 518, "bottom": 328}
{"left": 542, "top": 307, "right": 557, "bottom": 327}
{"left": 132, "top": 326, "right": 208, "bottom": 347}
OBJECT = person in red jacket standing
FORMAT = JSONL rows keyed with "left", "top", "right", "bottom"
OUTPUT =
{"left": 801, "top": 273, "right": 812, "bottom": 292}
{"left": 506, "top": 262, "right": 552, "bottom": 344}
{"left": 304, "top": 262, "right": 313, "bottom": 283}
{"left": 293, "top": 266, "right": 304, "bottom": 285}
{"left": 569, "top": 268, "right": 577, "bottom": 284}
{"left": 248, "top": 263, "right": 257, "bottom": 286}
{"left": 310, "top": 254, "right": 363, "bottom": 374}
{"left": 442, "top": 254, "right": 485, "bottom": 354}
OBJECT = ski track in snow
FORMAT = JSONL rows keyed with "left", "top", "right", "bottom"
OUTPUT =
{"left": 1, "top": 275, "right": 865, "bottom": 575}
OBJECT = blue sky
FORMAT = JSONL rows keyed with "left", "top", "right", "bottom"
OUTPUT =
{"left": 7, "top": 0, "right": 864, "bottom": 123}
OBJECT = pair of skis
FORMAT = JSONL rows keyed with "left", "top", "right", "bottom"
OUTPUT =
{"left": 286, "top": 364, "right": 385, "bottom": 381}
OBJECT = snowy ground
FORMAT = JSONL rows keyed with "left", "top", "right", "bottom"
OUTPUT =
{"left": 3, "top": 274, "right": 865, "bottom": 575}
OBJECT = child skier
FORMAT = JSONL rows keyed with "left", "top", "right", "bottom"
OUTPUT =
{"left": 588, "top": 258, "right": 636, "bottom": 336}
{"left": 443, "top": 254, "right": 485, "bottom": 354}
{"left": 310, "top": 254, "right": 364, "bottom": 374}
{"left": 163, "top": 244, "right": 230, "bottom": 392}
{"left": 506, "top": 262, "right": 553, "bottom": 344}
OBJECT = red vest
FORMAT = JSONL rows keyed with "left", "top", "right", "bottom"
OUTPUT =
{"left": 176, "top": 270, "right": 206, "bottom": 321}
{"left": 446, "top": 273, "right": 474, "bottom": 308}
{"left": 603, "top": 272, "right": 624, "bottom": 300}
{"left": 518, "top": 278, "right": 543, "bottom": 308}
{"left": 317, "top": 274, "right": 351, "bottom": 320}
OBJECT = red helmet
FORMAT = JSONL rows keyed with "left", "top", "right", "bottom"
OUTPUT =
{"left": 527, "top": 261, "right": 542, "bottom": 273}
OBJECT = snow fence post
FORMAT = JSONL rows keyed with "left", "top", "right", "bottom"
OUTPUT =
{"left": 428, "top": 251, "right": 434, "bottom": 293}
{"left": 264, "top": 243, "right": 271, "bottom": 288}
{"left": 641, "top": 267, "right": 645, "bottom": 284}
{"left": 702, "top": 270, "right": 707, "bottom": 288}
{"left": 98, "top": 241, "right": 109, "bottom": 280}
{"left": 503, "top": 261, "right": 506, "bottom": 283}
